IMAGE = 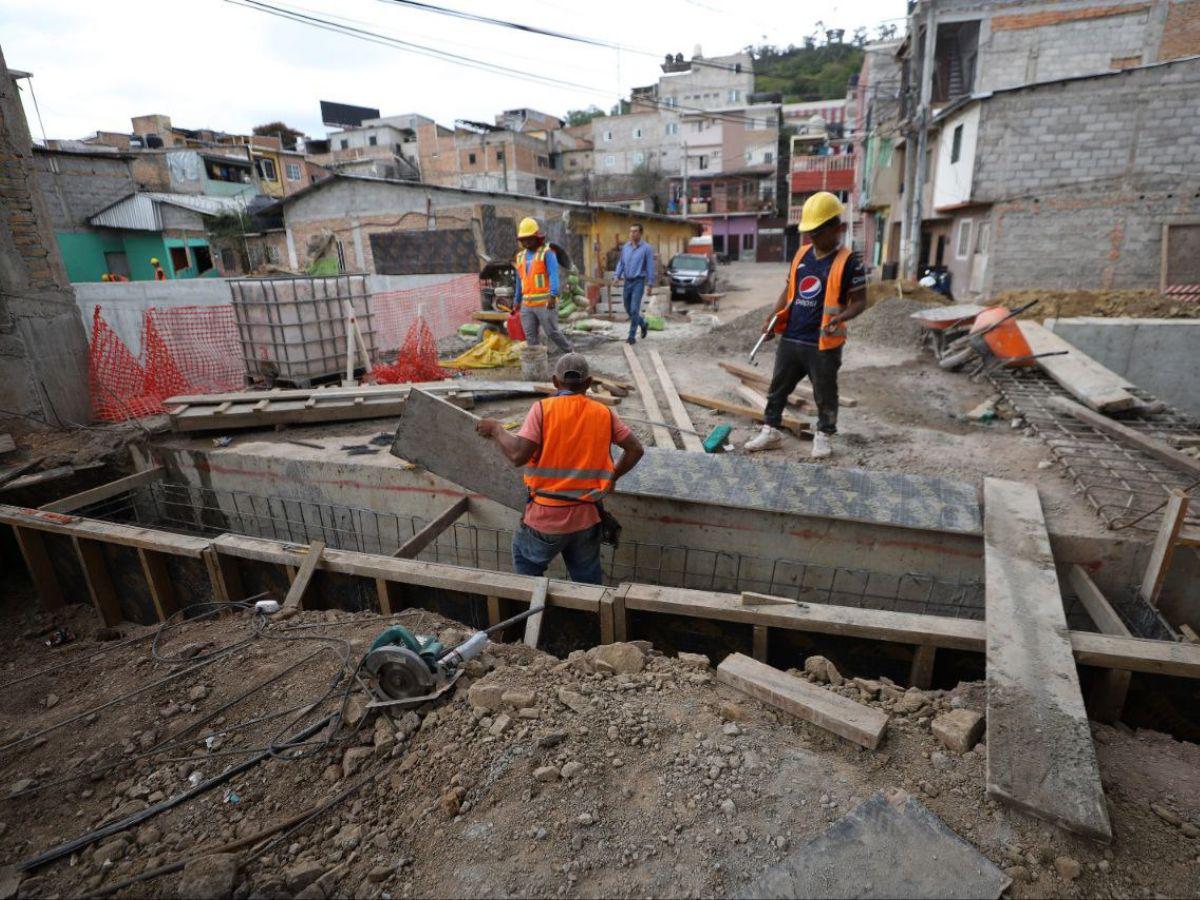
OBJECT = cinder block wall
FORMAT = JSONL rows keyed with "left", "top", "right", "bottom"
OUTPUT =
{"left": 974, "top": 57, "right": 1200, "bottom": 292}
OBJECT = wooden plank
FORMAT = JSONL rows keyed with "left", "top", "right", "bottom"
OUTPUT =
{"left": 524, "top": 577, "right": 549, "bottom": 649}
{"left": 716, "top": 652, "right": 888, "bottom": 750}
{"left": 598, "top": 590, "right": 615, "bottom": 644}
{"left": 487, "top": 595, "right": 502, "bottom": 628}
{"left": 612, "top": 583, "right": 629, "bottom": 642}
{"left": 40, "top": 467, "right": 165, "bottom": 514}
{"left": 211, "top": 532, "right": 606, "bottom": 613}
{"left": 1068, "top": 565, "right": 1131, "bottom": 724}
{"left": 1181, "top": 624, "right": 1199, "bottom": 644}
{"left": 203, "top": 546, "right": 244, "bottom": 604}
{"left": 374, "top": 578, "right": 395, "bottom": 615}
{"left": 1018, "top": 322, "right": 1136, "bottom": 412}
{"left": 735, "top": 383, "right": 770, "bottom": 410}
{"left": 282, "top": 540, "right": 326, "bottom": 610}
{"left": 718, "top": 362, "right": 856, "bottom": 406}
{"left": 677, "top": 391, "right": 810, "bottom": 434}
{"left": 391, "top": 389, "right": 528, "bottom": 511}
{"left": 73, "top": 537, "right": 122, "bottom": 626}
{"left": 622, "top": 345, "right": 674, "bottom": 448}
{"left": 647, "top": 350, "right": 704, "bottom": 452}
{"left": 1139, "top": 489, "right": 1189, "bottom": 607}
{"left": 138, "top": 548, "right": 179, "bottom": 622}
{"left": 395, "top": 496, "right": 469, "bottom": 559}
{"left": 13, "top": 526, "right": 65, "bottom": 612}
{"left": 983, "top": 477, "right": 1111, "bottom": 841}
{"left": 0, "top": 505, "right": 209, "bottom": 558}
{"left": 909, "top": 645, "right": 936, "bottom": 690}
{"left": 1050, "top": 397, "right": 1200, "bottom": 480}
{"left": 752, "top": 624, "right": 769, "bottom": 662}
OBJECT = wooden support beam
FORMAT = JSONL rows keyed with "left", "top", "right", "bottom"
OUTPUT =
{"left": 1069, "top": 565, "right": 1132, "bottom": 724}
{"left": 0, "top": 505, "right": 209, "bottom": 557}
{"left": 1018, "top": 322, "right": 1136, "bottom": 412}
{"left": 487, "top": 595, "right": 502, "bottom": 628}
{"left": 599, "top": 589, "right": 615, "bottom": 644}
{"left": 1050, "top": 397, "right": 1200, "bottom": 480}
{"left": 283, "top": 540, "right": 326, "bottom": 610}
{"left": 203, "top": 547, "right": 243, "bottom": 604}
{"left": 909, "top": 645, "right": 936, "bottom": 690}
{"left": 375, "top": 578, "right": 397, "bottom": 616}
{"left": 612, "top": 583, "right": 629, "bottom": 642}
{"left": 648, "top": 350, "right": 704, "bottom": 452}
{"left": 394, "top": 496, "right": 469, "bottom": 559}
{"left": 983, "top": 478, "right": 1111, "bottom": 842}
{"left": 622, "top": 345, "right": 674, "bottom": 448}
{"left": 13, "top": 526, "right": 65, "bottom": 613}
{"left": 40, "top": 467, "right": 165, "bottom": 514}
{"left": 73, "top": 537, "right": 122, "bottom": 626}
{"left": 1138, "top": 489, "right": 1189, "bottom": 606}
{"left": 138, "top": 548, "right": 179, "bottom": 622}
{"left": 677, "top": 391, "right": 810, "bottom": 435}
{"left": 752, "top": 624, "right": 769, "bottom": 662}
{"left": 717, "top": 652, "right": 888, "bottom": 749}
{"left": 524, "top": 577, "right": 549, "bottom": 649}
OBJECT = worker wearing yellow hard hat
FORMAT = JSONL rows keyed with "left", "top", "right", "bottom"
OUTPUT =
{"left": 151, "top": 257, "right": 167, "bottom": 281}
{"left": 745, "top": 191, "right": 868, "bottom": 459}
{"left": 513, "top": 217, "right": 573, "bottom": 353}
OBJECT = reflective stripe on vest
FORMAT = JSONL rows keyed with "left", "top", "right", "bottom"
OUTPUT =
{"left": 517, "top": 247, "right": 552, "bottom": 307}
{"left": 772, "top": 245, "right": 852, "bottom": 350}
{"left": 523, "top": 394, "right": 615, "bottom": 508}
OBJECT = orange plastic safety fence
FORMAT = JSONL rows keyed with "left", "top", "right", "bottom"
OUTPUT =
{"left": 372, "top": 317, "right": 449, "bottom": 384}
{"left": 88, "top": 305, "right": 243, "bottom": 422}
{"left": 370, "top": 274, "right": 478, "bottom": 384}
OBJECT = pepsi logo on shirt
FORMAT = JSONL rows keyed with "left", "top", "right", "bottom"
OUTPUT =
{"left": 796, "top": 275, "right": 823, "bottom": 302}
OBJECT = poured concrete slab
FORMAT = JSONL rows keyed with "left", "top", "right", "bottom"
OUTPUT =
{"left": 741, "top": 789, "right": 1010, "bottom": 899}
{"left": 393, "top": 390, "right": 982, "bottom": 535}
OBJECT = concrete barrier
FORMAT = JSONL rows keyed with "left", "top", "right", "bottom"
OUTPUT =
{"left": 73, "top": 273, "right": 468, "bottom": 356}
{"left": 1046, "top": 317, "right": 1200, "bottom": 418}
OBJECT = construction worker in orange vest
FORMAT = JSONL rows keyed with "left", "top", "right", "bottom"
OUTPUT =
{"left": 475, "top": 352, "right": 644, "bottom": 584}
{"left": 151, "top": 257, "right": 167, "bottom": 281}
{"left": 513, "top": 217, "right": 573, "bottom": 353}
{"left": 745, "top": 191, "right": 867, "bottom": 459}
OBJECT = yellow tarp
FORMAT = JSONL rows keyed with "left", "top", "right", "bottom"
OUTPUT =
{"left": 444, "top": 331, "right": 524, "bottom": 369}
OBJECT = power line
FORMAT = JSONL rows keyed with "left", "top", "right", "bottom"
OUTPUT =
{"left": 225, "top": 0, "right": 610, "bottom": 96}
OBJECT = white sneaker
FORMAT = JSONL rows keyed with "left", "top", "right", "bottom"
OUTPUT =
{"left": 745, "top": 425, "right": 783, "bottom": 452}
{"left": 811, "top": 432, "right": 833, "bottom": 459}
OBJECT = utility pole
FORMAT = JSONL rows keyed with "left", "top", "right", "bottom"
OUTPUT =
{"left": 681, "top": 151, "right": 689, "bottom": 217}
{"left": 904, "top": 0, "right": 937, "bottom": 280}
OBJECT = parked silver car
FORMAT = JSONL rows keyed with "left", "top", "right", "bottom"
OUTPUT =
{"left": 667, "top": 253, "right": 716, "bottom": 301}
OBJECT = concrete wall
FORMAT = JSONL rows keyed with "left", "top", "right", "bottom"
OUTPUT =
{"left": 1046, "top": 316, "right": 1200, "bottom": 417}
{"left": 33, "top": 149, "right": 135, "bottom": 230}
{"left": 0, "top": 48, "right": 91, "bottom": 427}
{"left": 972, "top": 56, "right": 1200, "bottom": 292}
{"left": 75, "top": 273, "right": 462, "bottom": 355}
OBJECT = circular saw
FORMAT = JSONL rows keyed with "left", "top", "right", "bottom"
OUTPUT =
{"left": 362, "top": 625, "right": 459, "bottom": 709}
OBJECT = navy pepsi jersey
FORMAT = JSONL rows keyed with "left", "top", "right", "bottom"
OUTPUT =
{"left": 782, "top": 247, "right": 866, "bottom": 345}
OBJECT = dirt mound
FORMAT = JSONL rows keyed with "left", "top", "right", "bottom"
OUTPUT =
{"left": 993, "top": 289, "right": 1197, "bottom": 320}
{"left": 2, "top": 606, "right": 1198, "bottom": 899}
{"left": 850, "top": 295, "right": 939, "bottom": 346}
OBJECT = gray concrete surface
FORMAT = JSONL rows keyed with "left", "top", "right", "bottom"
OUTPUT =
{"left": 1046, "top": 317, "right": 1200, "bottom": 418}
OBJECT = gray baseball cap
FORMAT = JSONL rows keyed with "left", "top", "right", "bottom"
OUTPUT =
{"left": 554, "top": 352, "right": 591, "bottom": 383}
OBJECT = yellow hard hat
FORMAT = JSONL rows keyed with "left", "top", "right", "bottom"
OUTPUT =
{"left": 517, "top": 217, "right": 541, "bottom": 239}
{"left": 150, "top": 257, "right": 160, "bottom": 265}
{"left": 100, "top": 273, "right": 111, "bottom": 282}
{"left": 798, "top": 191, "right": 845, "bottom": 233}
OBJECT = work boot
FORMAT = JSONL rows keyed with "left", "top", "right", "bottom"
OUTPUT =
{"left": 744, "top": 425, "right": 782, "bottom": 452}
{"left": 627, "top": 336, "right": 636, "bottom": 345}
{"left": 811, "top": 432, "right": 833, "bottom": 459}
{"left": 640, "top": 318, "right": 649, "bottom": 339}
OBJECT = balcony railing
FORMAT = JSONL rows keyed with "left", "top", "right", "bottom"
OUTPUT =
{"left": 791, "top": 154, "right": 855, "bottom": 174}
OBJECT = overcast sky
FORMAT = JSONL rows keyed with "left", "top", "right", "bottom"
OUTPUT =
{"left": 3, "top": 0, "right": 906, "bottom": 142}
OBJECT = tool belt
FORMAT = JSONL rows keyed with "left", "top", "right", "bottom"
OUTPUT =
{"left": 525, "top": 492, "right": 622, "bottom": 547}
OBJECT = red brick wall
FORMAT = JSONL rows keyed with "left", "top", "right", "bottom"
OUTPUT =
{"left": 992, "top": 2, "right": 1152, "bottom": 30}
{"left": 1160, "top": 0, "right": 1200, "bottom": 58}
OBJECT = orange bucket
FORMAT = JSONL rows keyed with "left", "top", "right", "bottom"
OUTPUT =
{"left": 970, "top": 306, "right": 1033, "bottom": 364}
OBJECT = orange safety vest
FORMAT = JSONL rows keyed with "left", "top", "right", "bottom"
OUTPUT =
{"left": 773, "top": 245, "right": 852, "bottom": 351}
{"left": 154, "top": 266, "right": 166, "bottom": 281}
{"left": 516, "top": 246, "right": 552, "bottom": 307}
{"left": 523, "top": 394, "right": 615, "bottom": 507}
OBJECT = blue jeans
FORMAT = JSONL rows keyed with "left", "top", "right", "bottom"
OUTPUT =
{"left": 622, "top": 278, "right": 647, "bottom": 340}
{"left": 512, "top": 521, "right": 604, "bottom": 584}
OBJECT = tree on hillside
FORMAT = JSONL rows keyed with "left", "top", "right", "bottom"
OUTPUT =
{"left": 565, "top": 106, "right": 607, "bottom": 127}
{"left": 252, "top": 121, "right": 305, "bottom": 150}
{"left": 748, "top": 39, "right": 864, "bottom": 102}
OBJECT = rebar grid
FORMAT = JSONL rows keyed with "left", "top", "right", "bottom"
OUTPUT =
{"left": 989, "top": 368, "right": 1200, "bottom": 536}
{"left": 72, "top": 483, "right": 992, "bottom": 620}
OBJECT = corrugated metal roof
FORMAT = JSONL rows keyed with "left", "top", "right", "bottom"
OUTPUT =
{"left": 89, "top": 192, "right": 247, "bottom": 231}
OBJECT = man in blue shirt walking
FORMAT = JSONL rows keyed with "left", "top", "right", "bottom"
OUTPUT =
{"left": 613, "top": 223, "right": 655, "bottom": 345}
